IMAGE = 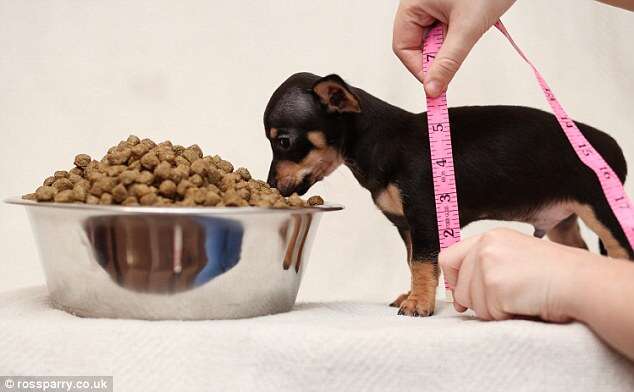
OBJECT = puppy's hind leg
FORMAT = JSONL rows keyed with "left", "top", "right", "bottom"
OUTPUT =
{"left": 546, "top": 214, "right": 588, "bottom": 250}
{"left": 574, "top": 201, "right": 633, "bottom": 260}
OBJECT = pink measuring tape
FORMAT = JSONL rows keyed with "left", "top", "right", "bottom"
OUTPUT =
{"left": 423, "top": 21, "right": 634, "bottom": 297}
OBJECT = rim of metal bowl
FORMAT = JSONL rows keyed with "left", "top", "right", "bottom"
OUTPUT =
{"left": 4, "top": 197, "right": 344, "bottom": 215}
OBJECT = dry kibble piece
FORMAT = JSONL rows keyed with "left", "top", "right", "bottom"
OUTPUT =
{"left": 72, "top": 184, "right": 87, "bottom": 202}
{"left": 189, "top": 174, "right": 204, "bottom": 187}
{"left": 287, "top": 193, "right": 305, "bottom": 207}
{"left": 99, "top": 193, "right": 113, "bottom": 205}
{"left": 157, "top": 148, "right": 176, "bottom": 163}
{"left": 141, "top": 138, "right": 156, "bottom": 148}
{"left": 90, "top": 177, "right": 117, "bottom": 196}
{"left": 108, "top": 148, "right": 132, "bottom": 165}
{"left": 207, "top": 167, "right": 223, "bottom": 185}
{"left": 219, "top": 176, "right": 236, "bottom": 192}
{"left": 106, "top": 165, "right": 127, "bottom": 177}
{"left": 190, "top": 159, "right": 209, "bottom": 175}
{"left": 155, "top": 197, "right": 174, "bottom": 206}
{"left": 139, "top": 193, "right": 158, "bottom": 206}
{"left": 254, "top": 199, "right": 273, "bottom": 207}
{"left": 235, "top": 167, "right": 251, "bottom": 181}
{"left": 237, "top": 188, "right": 250, "bottom": 200}
{"left": 159, "top": 180, "right": 177, "bottom": 197}
{"left": 74, "top": 154, "right": 91, "bottom": 168}
{"left": 174, "top": 155, "right": 190, "bottom": 167}
{"left": 204, "top": 191, "right": 221, "bottom": 206}
{"left": 43, "top": 176, "right": 56, "bottom": 186}
{"left": 54, "top": 190, "right": 74, "bottom": 203}
{"left": 127, "top": 135, "right": 140, "bottom": 146}
{"left": 111, "top": 183, "right": 128, "bottom": 203}
{"left": 122, "top": 196, "right": 139, "bottom": 206}
{"left": 206, "top": 184, "right": 220, "bottom": 194}
{"left": 96, "top": 162, "right": 110, "bottom": 174}
{"left": 76, "top": 179, "right": 90, "bottom": 190}
{"left": 308, "top": 195, "right": 324, "bottom": 206}
{"left": 22, "top": 193, "right": 37, "bottom": 200}
{"left": 130, "top": 184, "right": 152, "bottom": 198}
{"left": 179, "top": 198, "right": 197, "bottom": 207}
{"left": 189, "top": 144, "right": 203, "bottom": 158}
{"left": 158, "top": 140, "right": 173, "bottom": 149}
{"left": 119, "top": 169, "right": 140, "bottom": 185}
{"left": 185, "top": 188, "right": 206, "bottom": 204}
{"left": 86, "top": 171, "right": 104, "bottom": 182}
{"left": 217, "top": 159, "right": 234, "bottom": 173}
{"left": 154, "top": 161, "right": 171, "bottom": 179}
{"left": 131, "top": 143, "right": 150, "bottom": 159}
{"left": 223, "top": 190, "right": 242, "bottom": 207}
{"left": 85, "top": 160, "right": 99, "bottom": 174}
{"left": 261, "top": 194, "right": 279, "bottom": 204}
{"left": 54, "top": 170, "right": 69, "bottom": 179}
{"left": 182, "top": 148, "right": 200, "bottom": 163}
{"left": 137, "top": 170, "right": 155, "bottom": 185}
{"left": 253, "top": 179, "right": 270, "bottom": 189}
{"left": 140, "top": 151, "right": 160, "bottom": 169}
{"left": 35, "top": 186, "right": 57, "bottom": 201}
{"left": 170, "top": 165, "right": 190, "bottom": 183}
{"left": 52, "top": 178, "right": 74, "bottom": 192}
{"left": 173, "top": 145, "right": 185, "bottom": 155}
{"left": 85, "top": 194, "right": 99, "bottom": 204}
{"left": 128, "top": 160, "right": 142, "bottom": 170}
{"left": 69, "top": 167, "right": 83, "bottom": 176}
{"left": 176, "top": 179, "right": 193, "bottom": 196}
{"left": 273, "top": 199, "right": 288, "bottom": 209}
{"left": 68, "top": 173, "right": 83, "bottom": 185}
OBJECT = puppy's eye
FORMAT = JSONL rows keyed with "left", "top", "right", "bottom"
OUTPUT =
{"left": 277, "top": 136, "right": 291, "bottom": 150}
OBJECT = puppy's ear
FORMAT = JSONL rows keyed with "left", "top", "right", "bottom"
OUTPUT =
{"left": 312, "top": 74, "right": 361, "bottom": 114}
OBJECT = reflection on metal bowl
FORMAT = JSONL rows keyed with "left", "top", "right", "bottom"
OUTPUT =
{"left": 6, "top": 198, "right": 342, "bottom": 320}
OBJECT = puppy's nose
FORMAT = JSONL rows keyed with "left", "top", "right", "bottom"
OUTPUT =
{"left": 276, "top": 177, "right": 295, "bottom": 197}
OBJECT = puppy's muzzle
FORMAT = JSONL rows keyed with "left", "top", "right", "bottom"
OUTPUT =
{"left": 268, "top": 175, "right": 312, "bottom": 197}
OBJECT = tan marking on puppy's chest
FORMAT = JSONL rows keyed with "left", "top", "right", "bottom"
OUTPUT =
{"left": 375, "top": 184, "right": 404, "bottom": 215}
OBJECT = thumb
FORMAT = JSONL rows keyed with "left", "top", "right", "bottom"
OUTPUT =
{"left": 424, "top": 23, "right": 481, "bottom": 97}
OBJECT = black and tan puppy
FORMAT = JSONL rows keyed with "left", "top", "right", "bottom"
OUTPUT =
{"left": 264, "top": 72, "right": 632, "bottom": 317}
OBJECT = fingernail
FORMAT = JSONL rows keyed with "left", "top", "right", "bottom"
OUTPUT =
{"left": 426, "top": 80, "right": 441, "bottom": 97}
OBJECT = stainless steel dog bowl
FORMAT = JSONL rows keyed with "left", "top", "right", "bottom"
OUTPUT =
{"left": 6, "top": 198, "right": 342, "bottom": 320}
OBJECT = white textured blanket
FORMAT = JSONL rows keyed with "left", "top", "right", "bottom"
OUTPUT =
{"left": 0, "top": 286, "right": 632, "bottom": 392}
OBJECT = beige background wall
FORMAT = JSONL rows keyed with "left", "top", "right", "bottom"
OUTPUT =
{"left": 1, "top": 0, "right": 632, "bottom": 302}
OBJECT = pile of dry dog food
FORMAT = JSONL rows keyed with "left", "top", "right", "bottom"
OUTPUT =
{"left": 23, "top": 136, "right": 324, "bottom": 208}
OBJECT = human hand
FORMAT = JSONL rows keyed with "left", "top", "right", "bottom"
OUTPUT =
{"left": 438, "top": 228, "right": 598, "bottom": 322}
{"left": 392, "top": 0, "right": 516, "bottom": 97}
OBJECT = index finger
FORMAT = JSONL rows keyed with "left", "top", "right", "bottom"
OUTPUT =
{"left": 438, "top": 234, "right": 481, "bottom": 288}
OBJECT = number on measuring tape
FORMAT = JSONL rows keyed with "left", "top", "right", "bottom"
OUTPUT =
{"left": 494, "top": 20, "right": 634, "bottom": 249}
{"left": 423, "top": 21, "right": 634, "bottom": 302}
{"left": 423, "top": 24, "right": 462, "bottom": 252}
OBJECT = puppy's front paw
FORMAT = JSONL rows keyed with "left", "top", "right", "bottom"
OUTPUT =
{"left": 397, "top": 294, "right": 435, "bottom": 317}
{"left": 389, "top": 291, "right": 410, "bottom": 307}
